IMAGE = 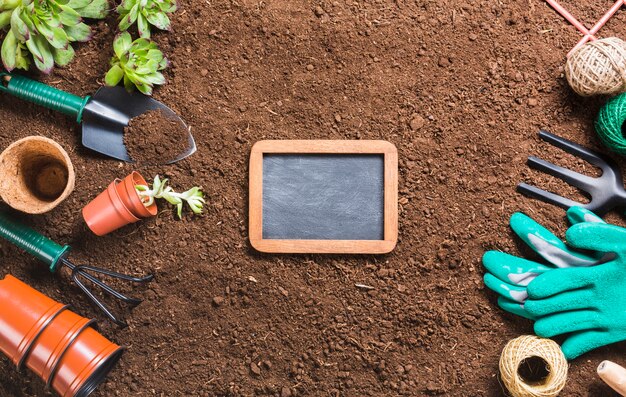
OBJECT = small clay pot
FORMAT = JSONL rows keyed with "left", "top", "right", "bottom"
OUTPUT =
{"left": 51, "top": 326, "right": 124, "bottom": 397}
{"left": 0, "top": 136, "right": 75, "bottom": 214}
{"left": 0, "top": 275, "right": 67, "bottom": 368}
{"left": 25, "top": 308, "right": 94, "bottom": 383}
{"left": 115, "top": 171, "right": 157, "bottom": 218}
{"left": 82, "top": 180, "right": 140, "bottom": 236}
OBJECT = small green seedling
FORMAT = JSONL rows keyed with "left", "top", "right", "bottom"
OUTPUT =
{"left": 135, "top": 175, "right": 205, "bottom": 219}
{"left": 117, "top": 0, "right": 176, "bottom": 39}
{"left": 105, "top": 32, "right": 167, "bottom": 95}
{"left": 0, "top": 0, "right": 108, "bottom": 73}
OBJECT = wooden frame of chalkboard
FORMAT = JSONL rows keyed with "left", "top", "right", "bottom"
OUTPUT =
{"left": 249, "top": 140, "right": 398, "bottom": 254}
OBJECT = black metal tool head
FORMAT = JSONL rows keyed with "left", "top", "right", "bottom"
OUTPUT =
{"left": 81, "top": 86, "right": 196, "bottom": 164}
{"left": 517, "top": 130, "right": 626, "bottom": 216}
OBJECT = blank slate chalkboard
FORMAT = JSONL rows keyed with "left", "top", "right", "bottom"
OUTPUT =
{"left": 249, "top": 140, "right": 398, "bottom": 254}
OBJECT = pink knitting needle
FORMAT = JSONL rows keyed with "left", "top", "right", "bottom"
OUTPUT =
{"left": 545, "top": 0, "right": 597, "bottom": 40}
{"left": 570, "top": 0, "right": 626, "bottom": 55}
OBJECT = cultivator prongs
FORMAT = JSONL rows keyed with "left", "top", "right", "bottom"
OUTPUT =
{"left": 61, "top": 259, "right": 154, "bottom": 327}
{"left": 517, "top": 130, "right": 626, "bottom": 215}
{"left": 517, "top": 183, "right": 583, "bottom": 210}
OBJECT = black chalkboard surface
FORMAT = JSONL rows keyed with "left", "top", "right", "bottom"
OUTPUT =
{"left": 262, "top": 154, "right": 385, "bottom": 240}
{"left": 249, "top": 140, "right": 398, "bottom": 254}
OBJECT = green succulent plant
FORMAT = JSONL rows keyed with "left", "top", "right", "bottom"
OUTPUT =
{"left": 0, "top": 0, "right": 108, "bottom": 73}
{"left": 117, "top": 0, "right": 176, "bottom": 39}
{"left": 135, "top": 175, "right": 205, "bottom": 219}
{"left": 104, "top": 32, "right": 167, "bottom": 95}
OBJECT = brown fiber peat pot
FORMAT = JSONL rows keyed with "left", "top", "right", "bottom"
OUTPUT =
{"left": 82, "top": 180, "right": 140, "bottom": 236}
{"left": 0, "top": 136, "right": 75, "bottom": 214}
{"left": 0, "top": 275, "right": 67, "bottom": 367}
{"left": 25, "top": 308, "right": 94, "bottom": 384}
{"left": 115, "top": 171, "right": 157, "bottom": 218}
{"left": 50, "top": 326, "right": 124, "bottom": 397}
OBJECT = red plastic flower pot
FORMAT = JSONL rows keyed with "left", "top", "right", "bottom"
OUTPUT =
{"left": 82, "top": 180, "right": 140, "bottom": 236}
{"left": 51, "top": 326, "right": 124, "bottom": 397}
{"left": 115, "top": 171, "right": 157, "bottom": 218}
{"left": 0, "top": 275, "right": 67, "bottom": 368}
{"left": 25, "top": 308, "right": 94, "bottom": 384}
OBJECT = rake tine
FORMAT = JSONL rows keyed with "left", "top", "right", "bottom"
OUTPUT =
{"left": 527, "top": 156, "right": 595, "bottom": 190}
{"left": 538, "top": 130, "right": 609, "bottom": 170}
{"left": 517, "top": 183, "right": 582, "bottom": 209}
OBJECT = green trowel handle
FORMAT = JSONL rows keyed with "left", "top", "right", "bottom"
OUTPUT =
{"left": 0, "top": 212, "right": 70, "bottom": 272}
{"left": 0, "top": 72, "right": 90, "bottom": 123}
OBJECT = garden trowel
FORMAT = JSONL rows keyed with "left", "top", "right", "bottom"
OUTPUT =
{"left": 0, "top": 72, "right": 195, "bottom": 164}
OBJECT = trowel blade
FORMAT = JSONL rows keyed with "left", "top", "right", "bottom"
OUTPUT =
{"left": 80, "top": 86, "right": 196, "bottom": 163}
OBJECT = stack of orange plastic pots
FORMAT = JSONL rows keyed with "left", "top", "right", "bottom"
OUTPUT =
{"left": 82, "top": 171, "right": 157, "bottom": 236}
{"left": 0, "top": 275, "right": 123, "bottom": 397}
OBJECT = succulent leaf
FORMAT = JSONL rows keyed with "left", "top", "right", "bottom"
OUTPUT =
{"left": 10, "top": 9, "right": 29, "bottom": 41}
{"left": 1, "top": 29, "right": 17, "bottom": 70}
{"left": 52, "top": 44, "right": 74, "bottom": 65}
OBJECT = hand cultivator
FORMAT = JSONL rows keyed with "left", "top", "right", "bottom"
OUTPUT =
{"left": 0, "top": 212, "right": 153, "bottom": 327}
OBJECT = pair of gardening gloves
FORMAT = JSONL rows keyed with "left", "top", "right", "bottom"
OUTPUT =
{"left": 483, "top": 206, "right": 626, "bottom": 360}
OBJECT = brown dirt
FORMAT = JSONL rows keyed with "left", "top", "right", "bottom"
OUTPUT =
{"left": 124, "top": 109, "right": 191, "bottom": 164}
{"left": 1, "top": 0, "right": 626, "bottom": 396}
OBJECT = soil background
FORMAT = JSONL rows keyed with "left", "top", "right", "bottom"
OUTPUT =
{"left": 0, "top": 0, "right": 625, "bottom": 396}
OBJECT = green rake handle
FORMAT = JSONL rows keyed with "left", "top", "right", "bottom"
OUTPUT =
{"left": 0, "top": 212, "right": 70, "bottom": 272}
{"left": 0, "top": 72, "right": 90, "bottom": 123}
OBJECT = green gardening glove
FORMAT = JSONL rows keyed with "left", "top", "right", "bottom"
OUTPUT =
{"left": 483, "top": 207, "right": 605, "bottom": 319}
{"left": 525, "top": 221, "right": 626, "bottom": 359}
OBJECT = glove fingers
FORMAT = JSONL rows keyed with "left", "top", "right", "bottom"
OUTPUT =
{"left": 525, "top": 288, "right": 595, "bottom": 317}
{"left": 566, "top": 223, "right": 626, "bottom": 253}
{"left": 527, "top": 268, "right": 592, "bottom": 299}
{"left": 497, "top": 297, "right": 535, "bottom": 320}
{"left": 482, "top": 251, "right": 547, "bottom": 286}
{"left": 566, "top": 206, "right": 605, "bottom": 225}
{"left": 561, "top": 330, "right": 611, "bottom": 360}
{"left": 510, "top": 212, "right": 599, "bottom": 268}
{"left": 484, "top": 273, "right": 528, "bottom": 303}
{"left": 534, "top": 310, "right": 602, "bottom": 338}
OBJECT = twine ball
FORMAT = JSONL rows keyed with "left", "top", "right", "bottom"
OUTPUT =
{"left": 499, "top": 335, "right": 568, "bottom": 397}
{"left": 565, "top": 37, "right": 626, "bottom": 96}
{"left": 596, "top": 91, "right": 626, "bottom": 155}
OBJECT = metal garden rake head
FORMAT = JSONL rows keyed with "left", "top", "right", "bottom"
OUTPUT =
{"left": 517, "top": 130, "right": 626, "bottom": 216}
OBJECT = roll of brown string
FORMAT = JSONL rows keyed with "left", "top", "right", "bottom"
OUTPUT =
{"left": 499, "top": 335, "right": 568, "bottom": 397}
{"left": 565, "top": 37, "right": 626, "bottom": 96}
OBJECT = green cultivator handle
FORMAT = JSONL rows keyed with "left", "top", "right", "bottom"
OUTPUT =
{"left": 0, "top": 212, "right": 70, "bottom": 272}
{"left": 0, "top": 72, "right": 90, "bottom": 123}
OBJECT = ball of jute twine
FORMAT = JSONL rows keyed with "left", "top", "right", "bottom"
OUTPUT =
{"left": 499, "top": 335, "right": 568, "bottom": 397}
{"left": 565, "top": 37, "right": 626, "bottom": 96}
{"left": 596, "top": 91, "right": 626, "bottom": 155}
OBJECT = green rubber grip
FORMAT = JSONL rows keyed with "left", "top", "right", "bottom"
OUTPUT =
{"left": 0, "top": 73, "right": 90, "bottom": 123}
{"left": 0, "top": 212, "right": 70, "bottom": 272}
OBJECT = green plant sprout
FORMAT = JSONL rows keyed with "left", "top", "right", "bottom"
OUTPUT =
{"left": 117, "top": 0, "right": 176, "bottom": 39}
{"left": 104, "top": 32, "right": 167, "bottom": 95}
{"left": 135, "top": 175, "right": 204, "bottom": 219}
{"left": 0, "top": 0, "right": 108, "bottom": 73}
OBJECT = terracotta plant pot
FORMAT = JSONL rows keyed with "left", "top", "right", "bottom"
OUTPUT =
{"left": 25, "top": 308, "right": 94, "bottom": 383}
{"left": 0, "top": 275, "right": 67, "bottom": 367}
{"left": 115, "top": 171, "right": 157, "bottom": 218}
{"left": 51, "top": 326, "right": 124, "bottom": 397}
{"left": 0, "top": 136, "right": 75, "bottom": 214}
{"left": 82, "top": 180, "right": 140, "bottom": 236}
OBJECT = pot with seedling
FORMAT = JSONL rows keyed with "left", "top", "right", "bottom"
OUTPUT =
{"left": 83, "top": 172, "right": 204, "bottom": 235}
